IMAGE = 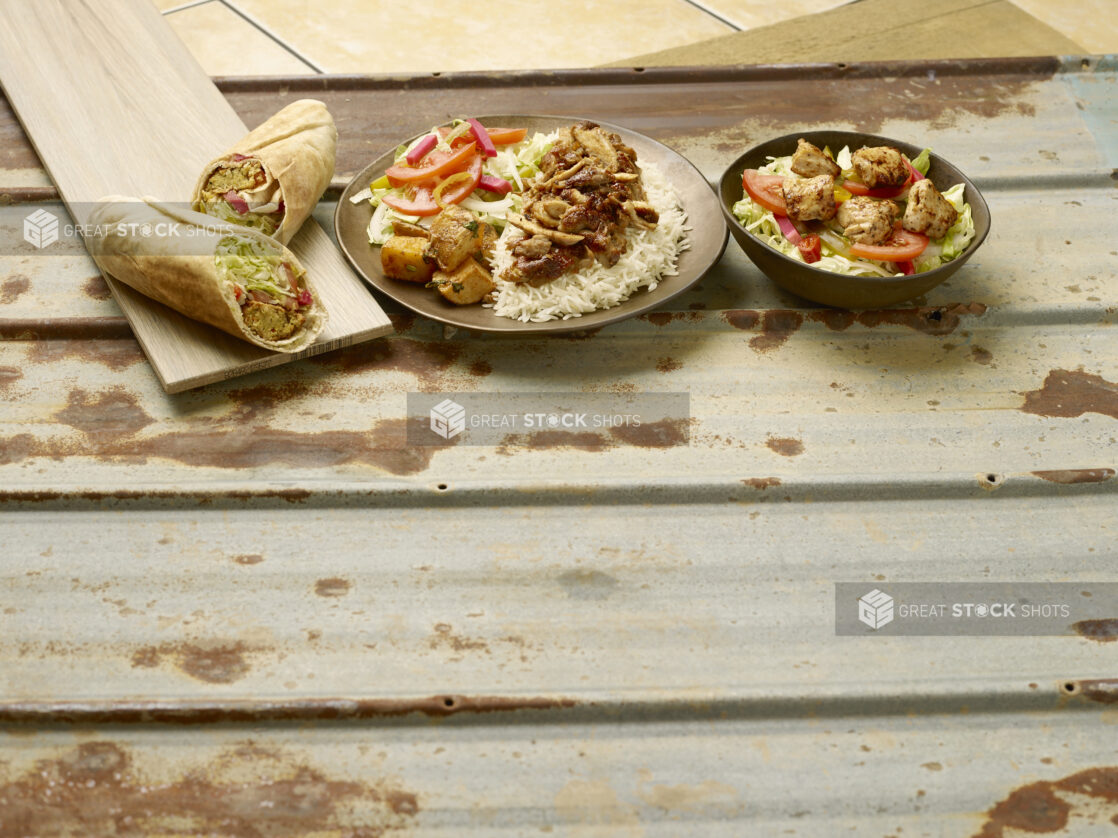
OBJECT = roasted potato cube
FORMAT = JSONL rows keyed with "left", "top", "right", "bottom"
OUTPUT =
{"left": 477, "top": 222, "right": 499, "bottom": 268}
{"left": 425, "top": 205, "right": 482, "bottom": 271}
{"left": 433, "top": 259, "right": 495, "bottom": 306}
{"left": 381, "top": 235, "right": 435, "bottom": 283}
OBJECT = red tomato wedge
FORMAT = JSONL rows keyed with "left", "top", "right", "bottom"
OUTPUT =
{"left": 382, "top": 187, "right": 439, "bottom": 217}
{"left": 798, "top": 234, "right": 822, "bottom": 263}
{"left": 849, "top": 225, "right": 929, "bottom": 261}
{"left": 439, "top": 125, "right": 526, "bottom": 146}
{"left": 842, "top": 177, "right": 911, "bottom": 199}
{"left": 743, "top": 169, "right": 787, "bottom": 215}
{"left": 386, "top": 141, "right": 477, "bottom": 185}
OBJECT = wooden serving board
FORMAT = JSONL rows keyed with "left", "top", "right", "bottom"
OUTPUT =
{"left": 0, "top": 0, "right": 392, "bottom": 393}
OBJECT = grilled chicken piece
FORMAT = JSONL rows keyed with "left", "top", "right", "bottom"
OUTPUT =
{"left": 513, "top": 234, "right": 553, "bottom": 259}
{"left": 242, "top": 301, "right": 305, "bottom": 341}
{"left": 622, "top": 200, "right": 659, "bottom": 229}
{"left": 507, "top": 212, "right": 585, "bottom": 246}
{"left": 572, "top": 123, "right": 620, "bottom": 171}
{"left": 902, "top": 179, "right": 958, "bottom": 240}
{"left": 790, "top": 138, "right": 840, "bottom": 179}
{"left": 425, "top": 205, "right": 483, "bottom": 271}
{"left": 837, "top": 196, "right": 899, "bottom": 245}
{"left": 851, "top": 146, "right": 909, "bottom": 188}
{"left": 782, "top": 175, "right": 837, "bottom": 222}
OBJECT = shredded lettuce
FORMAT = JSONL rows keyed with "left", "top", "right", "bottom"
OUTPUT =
{"left": 736, "top": 146, "right": 975, "bottom": 276}
{"left": 205, "top": 200, "right": 279, "bottom": 236}
{"left": 214, "top": 236, "right": 292, "bottom": 300}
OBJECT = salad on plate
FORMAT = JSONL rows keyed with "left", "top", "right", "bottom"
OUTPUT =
{"left": 733, "top": 138, "right": 976, "bottom": 278}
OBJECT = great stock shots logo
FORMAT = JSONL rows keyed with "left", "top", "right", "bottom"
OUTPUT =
{"left": 23, "top": 209, "right": 59, "bottom": 249}
{"left": 858, "top": 589, "right": 895, "bottom": 630}
{"left": 429, "top": 398, "right": 466, "bottom": 440}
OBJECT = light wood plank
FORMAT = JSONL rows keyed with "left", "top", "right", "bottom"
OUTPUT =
{"left": 0, "top": 0, "right": 391, "bottom": 392}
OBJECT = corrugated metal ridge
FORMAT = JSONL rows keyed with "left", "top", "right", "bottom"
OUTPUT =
{"left": 207, "top": 55, "right": 1068, "bottom": 92}
{"left": 0, "top": 682, "right": 1103, "bottom": 726}
{"left": 0, "top": 472, "right": 1113, "bottom": 510}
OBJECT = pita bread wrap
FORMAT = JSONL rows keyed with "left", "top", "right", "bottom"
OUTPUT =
{"left": 192, "top": 99, "right": 337, "bottom": 245}
{"left": 88, "top": 196, "right": 327, "bottom": 353}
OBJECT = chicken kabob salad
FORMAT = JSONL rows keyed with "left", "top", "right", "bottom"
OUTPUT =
{"left": 351, "top": 117, "right": 688, "bottom": 321}
{"left": 733, "top": 138, "right": 976, "bottom": 277}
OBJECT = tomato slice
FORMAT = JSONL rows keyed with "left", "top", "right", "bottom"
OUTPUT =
{"left": 843, "top": 176, "right": 911, "bottom": 199}
{"left": 742, "top": 169, "right": 787, "bottom": 216}
{"left": 386, "top": 141, "right": 477, "bottom": 185}
{"left": 440, "top": 125, "right": 526, "bottom": 146}
{"left": 849, "top": 225, "right": 929, "bottom": 261}
{"left": 382, "top": 186, "right": 439, "bottom": 217}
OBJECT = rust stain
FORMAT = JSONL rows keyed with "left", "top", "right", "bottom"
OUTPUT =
{"left": 233, "top": 553, "right": 264, "bottom": 565}
{"left": 468, "top": 359, "right": 492, "bottom": 376}
{"left": 309, "top": 336, "right": 463, "bottom": 389}
{"left": 1020, "top": 369, "right": 1118, "bottom": 420}
{"left": 656, "top": 356, "right": 682, "bottom": 373}
{"left": 497, "top": 430, "right": 609, "bottom": 454}
{"left": 0, "top": 365, "right": 22, "bottom": 390}
{"left": 0, "top": 275, "right": 29, "bottom": 304}
{"left": 1067, "top": 679, "right": 1118, "bottom": 704}
{"left": 974, "top": 767, "right": 1118, "bottom": 837}
{"left": 766, "top": 436, "right": 804, "bottom": 457}
{"left": 315, "top": 577, "right": 352, "bottom": 598}
{"left": 129, "top": 642, "right": 254, "bottom": 684}
{"left": 1032, "top": 468, "right": 1115, "bottom": 485}
{"left": 55, "top": 388, "right": 154, "bottom": 441}
{"left": 970, "top": 346, "right": 993, "bottom": 365}
{"left": 609, "top": 417, "right": 690, "bottom": 448}
{"left": 0, "top": 316, "right": 133, "bottom": 341}
{"left": 27, "top": 339, "right": 145, "bottom": 371}
{"left": 429, "top": 623, "right": 490, "bottom": 654}
{"left": 1072, "top": 619, "right": 1118, "bottom": 643}
{"left": 810, "top": 303, "right": 988, "bottom": 336}
{"left": 0, "top": 741, "right": 419, "bottom": 836}
{"left": 723, "top": 309, "right": 760, "bottom": 331}
{"left": 750, "top": 310, "right": 803, "bottom": 352}
{"left": 743, "top": 477, "right": 781, "bottom": 490}
{"left": 389, "top": 312, "right": 416, "bottom": 334}
{"left": 82, "top": 275, "right": 112, "bottom": 301}
{"left": 4, "top": 390, "right": 447, "bottom": 475}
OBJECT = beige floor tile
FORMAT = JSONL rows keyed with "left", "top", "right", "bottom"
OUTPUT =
{"left": 698, "top": 0, "right": 855, "bottom": 30}
{"left": 151, "top": 0, "right": 199, "bottom": 10}
{"left": 225, "top": 0, "right": 733, "bottom": 73}
{"left": 1009, "top": 0, "right": 1116, "bottom": 53}
{"left": 165, "top": 1, "right": 315, "bottom": 75}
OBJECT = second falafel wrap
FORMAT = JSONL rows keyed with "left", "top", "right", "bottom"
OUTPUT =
{"left": 192, "top": 99, "right": 337, "bottom": 244}
{"left": 88, "top": 196, "right": 327, "bottom": 353}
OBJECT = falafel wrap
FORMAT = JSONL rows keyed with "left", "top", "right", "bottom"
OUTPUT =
{"left": 191, "top": 99, "right": 337, "bottom": 244}
{"left": 88, "top": 196, "right": 327, "bottom": 353}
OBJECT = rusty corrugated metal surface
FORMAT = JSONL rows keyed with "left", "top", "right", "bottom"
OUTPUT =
{"left": 1, "top": 57, "right": 1116, "bottom": 836}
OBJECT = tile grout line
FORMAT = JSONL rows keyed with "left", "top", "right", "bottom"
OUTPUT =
{"left": 160, "top": 0, "right": 217, "bottom": 15}
{"left": 216, "top": 0, "right": 327, "bottom": 74}
{"left": 676, "top": 0, "right": 744, "bottom": 31}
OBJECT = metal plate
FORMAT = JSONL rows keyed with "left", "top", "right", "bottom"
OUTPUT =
{"left": 335, "top": 114, "right": 728, "bottom": 333}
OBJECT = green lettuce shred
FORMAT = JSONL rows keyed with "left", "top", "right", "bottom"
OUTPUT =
{"left": 215, "top": 236, "right": 292, "bottom": 301}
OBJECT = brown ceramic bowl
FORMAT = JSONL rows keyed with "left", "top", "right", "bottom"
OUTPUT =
{"left": 719, "top": 130, "right": 990, "bottom": 308}
{"left": 336, "top": 115, "right": 727, "bottom": 334}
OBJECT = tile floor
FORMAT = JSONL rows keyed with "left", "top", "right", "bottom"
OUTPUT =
{"left": 160, "top": 0, "right": 1113, "bottom": 76}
